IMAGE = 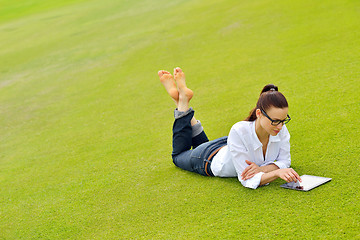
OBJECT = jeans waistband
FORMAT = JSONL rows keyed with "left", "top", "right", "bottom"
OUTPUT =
{"left": 205, "top": 146, "right": 225, "bottom": 176}
{"left": 203, "top": 136, "right": 228, "bottom": 176}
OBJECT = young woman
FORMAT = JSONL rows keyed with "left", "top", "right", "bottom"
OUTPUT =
{"left": 158, "top": 67, "right": 302, "bottom": 189}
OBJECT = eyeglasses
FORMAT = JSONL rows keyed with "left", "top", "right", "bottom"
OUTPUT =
{"left": 261, "top": 109, "right": 291, "bottom": 126}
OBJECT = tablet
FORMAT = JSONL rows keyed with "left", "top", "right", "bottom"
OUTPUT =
{"left": 280, "top": 175, "right": 332, "bottom": 191}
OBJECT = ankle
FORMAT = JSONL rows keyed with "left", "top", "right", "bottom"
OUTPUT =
{"left": 174, "top": 108, "right": 193, "bottom": 119}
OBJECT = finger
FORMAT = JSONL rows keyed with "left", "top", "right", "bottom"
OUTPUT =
{"left": 242, "top": 163, "right": 255, "bottom": 176}
{"left": 245, "top": 160, "right": 253, "bottom": 165}
{"left": 284, "top": 173, "right": 293, "bottom": 183}
{"left": 281, "top": 176, "right": 289, "bottom": 182}
{"left": 284, "top": 174, "right": 290, "bottom": 182}
{"left": 289, "top": 172, "right": 299, "bottom": 183}
{"left": 294, "top": 175, "right": 301, "bottom": 183}
{"left": 243, "top": 168, "right": 256, "bottom": 179}
{"left": 291, "top": 169, "right": 302, "bottom": 182}
{"left": 288, "top": 170, "right": 300, "bottom": 182}
{"left": 242, "top": 169, "right": 254, "bottom": 180}
{"left": 287, "top": 176, "right": 293, "bottom": 183}
{"left": 242, "top": 170, "right": 251, "bottom": 179}
{"left": 241, "top": 166, "right": 250, "bottom": 177}
{"left": 280, "top": 175, "right": 288, "bottom": 182}
{"left": 245, "top": 173, "right": 255, "bottom": 180}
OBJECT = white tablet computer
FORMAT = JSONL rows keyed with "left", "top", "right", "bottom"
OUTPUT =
{"left": 280, "top": 175, "right": 332, "bottom": 191}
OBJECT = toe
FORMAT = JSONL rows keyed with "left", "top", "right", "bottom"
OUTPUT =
{"left": 174, "top": 67, "right": 183, "bottom": 76}
{"left": 158, "top": 70, "right": 164, "bottom": 77}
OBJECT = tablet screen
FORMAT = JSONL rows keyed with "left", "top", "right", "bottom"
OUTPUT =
{"left": 280, "top": 175, "right": 332, "bottom": 191}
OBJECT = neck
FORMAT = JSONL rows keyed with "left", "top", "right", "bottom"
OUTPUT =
{"left": 255, "top": 119, "right": 269, "bottom": 142}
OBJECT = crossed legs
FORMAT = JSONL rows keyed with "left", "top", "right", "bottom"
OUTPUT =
{"left": 158, "top": 67, "right": 209, "bottom": 154}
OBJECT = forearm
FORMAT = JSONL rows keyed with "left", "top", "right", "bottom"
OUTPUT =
{"left": 260, "top": 169, "right": 279, "bottom": 185}
{"left": 260, "top": 168, "right": 302, "bottom": 186}
{"left": 259, "top": 163, "right": 279, "bottom": 173}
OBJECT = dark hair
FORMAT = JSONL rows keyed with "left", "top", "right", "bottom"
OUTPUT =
{"left": 245, "top": 84, "right": 288, "bottom": 121}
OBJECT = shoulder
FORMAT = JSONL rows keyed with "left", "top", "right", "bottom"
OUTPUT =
{"left": 231, "top": 121, "right": 252, "bottom": 133}
{"left": 228, "top": 121, "right": 248, "bottom": 149}
{"left": 229, "top": 121, "right": 253, "bottom": 139}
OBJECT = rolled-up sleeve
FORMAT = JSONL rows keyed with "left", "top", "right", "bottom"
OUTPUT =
{"left": 240, "top": 172, "right": 265, "bottom": 189}
{"left": 228, "top": 127, "right": 263, "bottom": 189}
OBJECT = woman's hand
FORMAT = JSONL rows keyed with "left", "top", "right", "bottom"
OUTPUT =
{"left": 241, "top": 160, "right": 260, "bottom": 180}
{"left": 276, "top": 168, "right": 302, "bottom": 183}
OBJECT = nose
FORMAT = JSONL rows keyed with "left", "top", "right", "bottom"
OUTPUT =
{"left": 277, "top": 123, "right": 283, "bottom": 130}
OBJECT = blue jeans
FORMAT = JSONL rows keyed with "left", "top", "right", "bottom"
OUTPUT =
{"left": 172, "top": 108, "right": 228, "bottom": 176}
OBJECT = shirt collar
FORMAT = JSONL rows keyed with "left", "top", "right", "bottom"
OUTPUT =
{"left": 251, "top": 121, "right": 281, "bottom": 150}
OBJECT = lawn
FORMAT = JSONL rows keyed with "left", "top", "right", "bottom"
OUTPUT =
{"left": 0, "top": 0, "right": 359, "bottom": 239}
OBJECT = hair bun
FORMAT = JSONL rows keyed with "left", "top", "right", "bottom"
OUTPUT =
{"left": 261, "top": 84, "right": 278, "bottom": 94}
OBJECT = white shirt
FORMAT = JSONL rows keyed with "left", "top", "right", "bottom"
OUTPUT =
{"left": 211, "top": 121, "right": 291, "bottom": 189}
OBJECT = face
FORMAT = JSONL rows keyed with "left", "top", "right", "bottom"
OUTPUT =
{"left": 256, "top": 107, "right": 289, "bottom": 136}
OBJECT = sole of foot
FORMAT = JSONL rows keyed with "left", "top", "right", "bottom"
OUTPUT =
{"left": 158, "top": 70, "right": 179, "bottom": 102}
{"left": 173, "top": 67, "right": 193, "bottom": 101}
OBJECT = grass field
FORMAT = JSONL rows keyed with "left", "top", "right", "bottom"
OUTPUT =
{"left": 1, "top": 0, "right": 359, "bottom": 239}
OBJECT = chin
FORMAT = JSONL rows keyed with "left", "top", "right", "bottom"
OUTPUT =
{"left": 271, "top": 130, "right": 280, "bottom": 136}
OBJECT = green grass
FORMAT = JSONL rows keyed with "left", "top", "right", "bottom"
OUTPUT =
{"left": 1, "top": 0, "right": 359, "bottom": 239}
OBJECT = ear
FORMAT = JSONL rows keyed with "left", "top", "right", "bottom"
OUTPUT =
{"left": 255, "top": 109, "right": 261, "bottom": 119}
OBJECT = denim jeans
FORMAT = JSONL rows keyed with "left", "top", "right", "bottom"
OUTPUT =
{"left": 172, "top": 108, "right": 228, "bottom": 176}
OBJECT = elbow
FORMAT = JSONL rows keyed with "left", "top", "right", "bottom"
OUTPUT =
{"left": 242, "top": 181, "right": 258, "bottom": 190}
{"left": 238, "top": 177, "right": 257, "bottom": 189}
{"left": 238, "top": 172, "right": 265, "bottom": 189}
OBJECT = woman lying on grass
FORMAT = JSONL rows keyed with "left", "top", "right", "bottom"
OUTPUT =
{"left": 158, "top": 67, "right": 302, "bottom": 189}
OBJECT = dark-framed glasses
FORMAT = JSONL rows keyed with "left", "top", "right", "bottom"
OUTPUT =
{"left": 261, "top": 109, "right": 291, "bottom": 126}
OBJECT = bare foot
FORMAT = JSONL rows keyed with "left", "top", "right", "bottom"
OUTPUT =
{"left": 173, "top": 67, "right": 193, "bottom": 102}
{"left": 158, "top": 70, "right": 179, "bottom": 104}
{"left": 173, "top": 68, "right": 197, "bottom": 125}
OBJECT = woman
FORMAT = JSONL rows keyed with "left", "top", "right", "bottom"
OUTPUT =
{"left": 158, "top": 67, "right": 301, "bottom": 189}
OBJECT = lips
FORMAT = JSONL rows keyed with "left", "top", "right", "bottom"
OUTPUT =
{"left": 274, "top": 130, "right": 280, "bottom": 134}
